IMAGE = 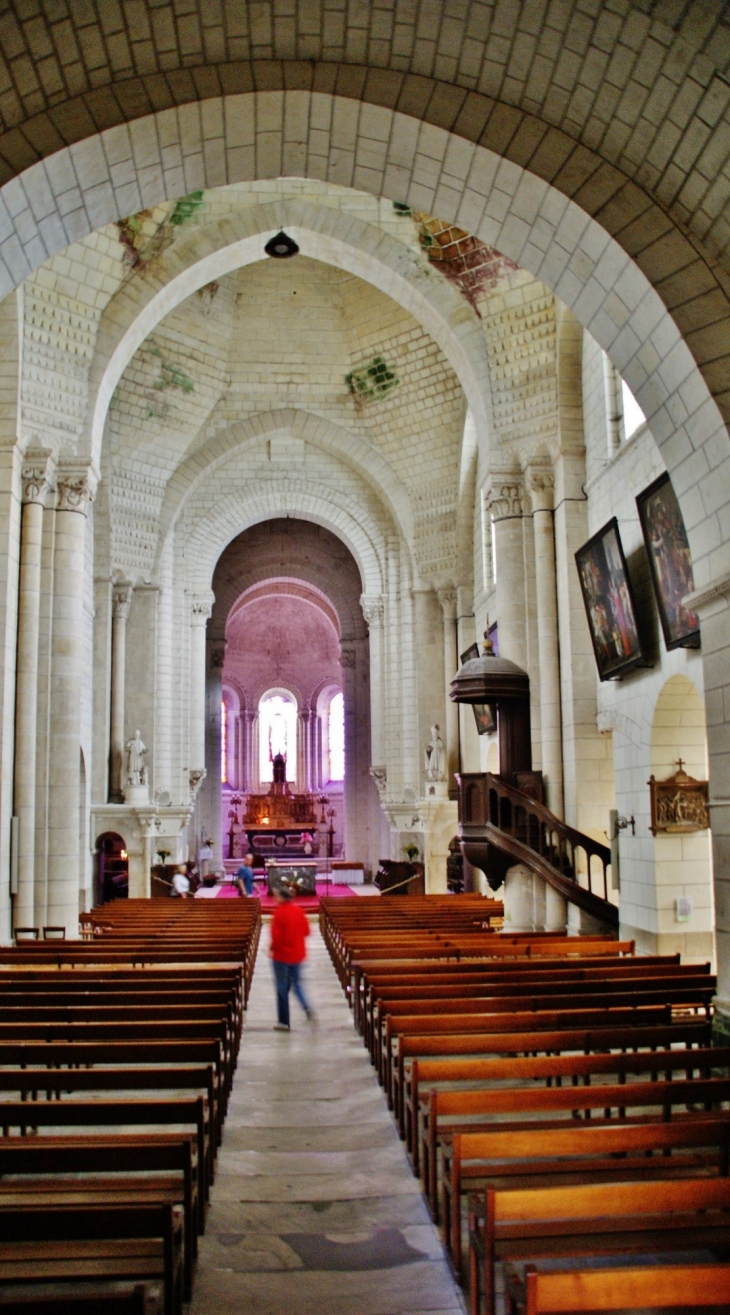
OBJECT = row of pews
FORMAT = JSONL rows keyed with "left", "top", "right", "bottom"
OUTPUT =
{"left": 320, "top": 895, "right": 730, "bottom": 1315}
{"left": 0, "top": 897, "right": 261, "bottom": 1315}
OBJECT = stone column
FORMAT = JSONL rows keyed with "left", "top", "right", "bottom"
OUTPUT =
{"left": 13, "top": 452, "right": 55, "bottom": 929}
{"left": 188, "top": 593, "right": 213, "bottom": 773}
{"left": 486, "top": 478, "right": 527, "bottom": 669}
{"left": 437, "top": 585, "right": 459, "bottom": 794}
{"left": 242, "top": 710, "right": 255, "bottom": 792}
{"left": 109, "top": 581, "right": 133, "bottom": 803}
{"left": 360, "top": 594, "right": 385, "bottom": 771}
{"left": 297, "top": 709, "right": 309, "bottom": 791}
{"left": 526, "top": 465, "right": 564, "bottom": 816}
{"left": 340, "top": 641, "right": 358, "bottom": 860}
{"left": 308, "top": 708, "right": 319, "bottom": 790}
{"left": 47, "top": 463, "right": 97, "bottom": 935}
{"left": 204, "top": 638, "right": 225, "bottom": 869}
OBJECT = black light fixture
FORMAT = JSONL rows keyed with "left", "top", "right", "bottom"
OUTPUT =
{"left": 265, "top": 230, "right": 299, "bottom": 258}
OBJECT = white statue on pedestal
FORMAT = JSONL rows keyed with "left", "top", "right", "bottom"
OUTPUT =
{"left": 425, "top": 724, "right": 445, "bottom": 782}
{"left": 126, "top": 729, "right": 147, "bottom": 785}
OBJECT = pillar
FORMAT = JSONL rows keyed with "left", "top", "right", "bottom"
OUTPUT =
{"left": 360, "top": 594, "right": 384, "bottom": 769}
{"left": 341, "top": 641, "right": 357, "bottom": 859}
{"left": 109, "top": 581, "right": 133, "bottom": 802}
{"left": 526, "top": 465, "right": 564, "bottom": 816}
{"left": 297, "top": 709, "right": 309, "bottom": 790}
{"left": 188, "top": 593, "right": 213, "bottom": 772}
{"left": 13, "top": 452, "right": 54, "bottom": 929}
{"left": 47, "top": 463, "right": 97, "bottom": 935}
{"left": 486, "top": 478, "right": 527, "bottom": 669}
{"left": 437, "top": 585, "right": 459, "bottom": 793}
{"left": 203, "top": 637, "right": 224, "bottom": 867}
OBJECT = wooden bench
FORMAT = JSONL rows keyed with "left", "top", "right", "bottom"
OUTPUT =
{"left": 0, "top": 1203, "right": 183, "bottom": 1315}
{"left": 509, "top": 1262, "right": 730, "bottom": 1315}
{"left": 468, "top": 1178, "right": 730, "bottom": 1315}
{"left": 442, "top": 1117, "right": 730, "bottom": 1273}
{"left": 0, "top": 1097, "right": 212, "bottom": 1194}
{"left": 391, "top": 1020, "right": 712, "bottom": 1128}
{"left": 381, "top": 1005, "right": 673, "bottom": 1096}
{"left": 420, "top": 1074, "right": 730, "bottom": 1220}
{"left": 0, "top": 1284, "right": 162, "bottom": 1313}
{"left": 412, "top": 1044, "right": 730, "bottom": 1173}
{"left": 0, "top": 1135, "right": 199, "bottom": 1298}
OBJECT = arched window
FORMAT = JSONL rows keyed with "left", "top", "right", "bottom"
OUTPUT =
{"left": 621, "top": 378, "right": 646, "bottom": 440}
{"left": 327, "top": 691, "right": 345, "bottom": 782}
{"left": 259, "top": 692, "right": 297, "bottom": 784}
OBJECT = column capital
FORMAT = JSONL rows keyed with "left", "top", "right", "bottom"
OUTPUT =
{"left": 21, "top": 448, "right": 56, "bottom": 506}
{"left": 360, "top": 593, "right": 384, "bottom": 626}
{"left": 55, "top": 460, "right": 98, "bottom": 514}
{"left": 525, "top": 463, "right": 555, "bottom": 512}
{"left": 112, "top": 581, "right": 133, "bottom": 621}
{"left": 189, "top": 591, "right": 215, "bottom": 624}
{"left": 208, "top": 637, "right": 226, "bottom": 669}
{"left": 485, "top": 475, "right": 523, "bottom": 519}
{"left": 436, "top": 584, "right": 458, "bottom": 620}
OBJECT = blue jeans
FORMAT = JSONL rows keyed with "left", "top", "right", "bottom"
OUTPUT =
{"left": 272, "top": 959, "right": 311, "bottom": 1027}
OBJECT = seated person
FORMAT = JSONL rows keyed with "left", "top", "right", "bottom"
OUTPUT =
{"left": 236, "top": 852, "right": 256, "bottom": 897}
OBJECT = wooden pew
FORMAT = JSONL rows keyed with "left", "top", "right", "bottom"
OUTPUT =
{"left": 410, "top": 1044, "right": 730, "bottom": 1171}
{"left": 442, "top": 1118, "right": 730, "bottom": 1273}
{"left": 510, "top": 1263, "right": 730, "bottom": 1315}
{"left": 0, "top": 1285, "right": 162, "bottom": 1313}
{"left": 419, "top": 1074, "right": 730, "bottom": 1221}
{"left": 0, "top": 1135, "right": 199, "bottom": 1297}
{"left": 0, "top": 1065, "right": 221, "bottom": 1150}
{"left": 381, "top": 1005, "right": 673, "bottom": 1096}
{"left": 468, "top": 1179, "right": 730, "bottom": 1315}
{"left": 0, "top": 1203, "right": 183, "bottom": 1315}
{"left": 0, "top": 1097, "right": 211, "bottom": 1194}
{"left": 391, "top": 1018, "right": 712, "bottom": 1127}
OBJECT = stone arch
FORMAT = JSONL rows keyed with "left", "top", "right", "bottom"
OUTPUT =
{"left": 86, "top": 196, "right": 491, "bottom": 464}
{"left": 0, "top": 92, "right": 723, "bottom": 594}
{"left": 649, "top": 673, "right": 714, "bottom": 960}
{"left": 180, "top": 472, "right": 398, "bottom": 601}
{"left": 156, "top": 409, "right": 415, "bottom": 581}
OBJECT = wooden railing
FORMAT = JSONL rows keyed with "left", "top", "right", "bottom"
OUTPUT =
{"left": 459, "top": 773, "right": 618, "bottom": 928}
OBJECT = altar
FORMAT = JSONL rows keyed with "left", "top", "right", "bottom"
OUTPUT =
{"left": 227, "top": 752, "right": 321, "bottom": 861}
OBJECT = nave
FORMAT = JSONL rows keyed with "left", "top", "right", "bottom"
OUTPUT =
{"left": 189, "top": 921, "right": 465, "bottom": 1315}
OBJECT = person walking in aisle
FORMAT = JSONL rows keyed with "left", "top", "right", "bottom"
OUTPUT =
{"left": 269, "top": 886, "right": 316, "bottom": 1031}
{"left": 236, "top": 851, "right": 256, "bottom": 897}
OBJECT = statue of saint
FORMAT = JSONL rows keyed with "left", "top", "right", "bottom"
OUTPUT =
{"left": 126, "top": 729, "right": 147, "bottom": 785}
{"left": 424, "top": 724, "right": 445, "bottom": 781}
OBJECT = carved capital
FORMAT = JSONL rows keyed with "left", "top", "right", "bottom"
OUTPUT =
{"left": 56, "top": 462, "right": 98, "bottom": 515}
{"left": 112, "top": 582, "right": 133, "bottom": 622}
{"left": 525, "top": 465, "right": 555, "bottom": 512}
{"left": 22, "top": 449, "right": 55, "bottom": 506}
{"left": 486, "top": 479, "right": 523, "bottom": 520}
{"left": 189, "top": 591, "right": 214, "bottom": 624}
{"left": 360, "top": 593, "right": 384, "bottom": 626}
{"left": 370, "top": 765, "right": 387, "bottom": 798}
{"left": 209, "top": 643, "right": 226, "bottom": 669}
{"left": 189, "top": 768, "right": 206, "bottom": 800}
{"left": 340, "top": 644, "right": 356, "bottom": 669}
{"left": 437, "top": 584, "right": 458, "bottom": 620}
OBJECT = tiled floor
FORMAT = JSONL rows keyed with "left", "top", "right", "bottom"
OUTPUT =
{"left": 189, "top": 921, "right": 466, "bottom": 1315}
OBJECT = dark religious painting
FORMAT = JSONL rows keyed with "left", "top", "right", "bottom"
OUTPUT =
{"left": 460, "top": 642, "right": 496, "bottom": 735}
{"left": 636, "top": 473, "right": 700, "bottom": 650}
{"left": 575, "top": 518, "right": 644, "bottom": 680}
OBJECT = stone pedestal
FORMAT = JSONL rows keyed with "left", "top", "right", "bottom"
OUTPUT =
{"left": 417, "top": 797, "right": 458, "bottom": 894}
{"left": 502, "top": 863, "right": 546, "bottom": 933}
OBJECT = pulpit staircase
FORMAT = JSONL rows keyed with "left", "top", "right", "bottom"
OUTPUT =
{"left": 458, "top": 772, "right": 618, "bottom": 930}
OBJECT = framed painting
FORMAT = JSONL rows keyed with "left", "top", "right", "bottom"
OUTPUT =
{"left": 636, "top": 472, "right": 700, "bottom": 650}
{"left": 575, "top": 518, "right": 644, "bottom": 680}
{"left": 459, "top": 641, "right": 496, "bottom": 735}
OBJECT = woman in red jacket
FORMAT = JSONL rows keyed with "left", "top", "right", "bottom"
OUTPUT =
{"left": 269, "top": 886, "right": 316, "bottom": 1031}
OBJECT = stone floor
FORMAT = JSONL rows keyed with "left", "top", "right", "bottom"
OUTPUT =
{"left": 189, "top": 921, "right": 466, "bottom": 1315}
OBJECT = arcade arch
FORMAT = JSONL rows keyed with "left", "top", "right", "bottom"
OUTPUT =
{"left": 0, "top": 49, "right": 727, "bottom": 1016}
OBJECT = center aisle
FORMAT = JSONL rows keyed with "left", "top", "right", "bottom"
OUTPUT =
{"left": 190, "top": 919, "right": 466, "bottom": 1315}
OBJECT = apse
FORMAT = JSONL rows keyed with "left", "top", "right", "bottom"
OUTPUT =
{"left": 201, "top": 517, "right": 376, "bottom": 877}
